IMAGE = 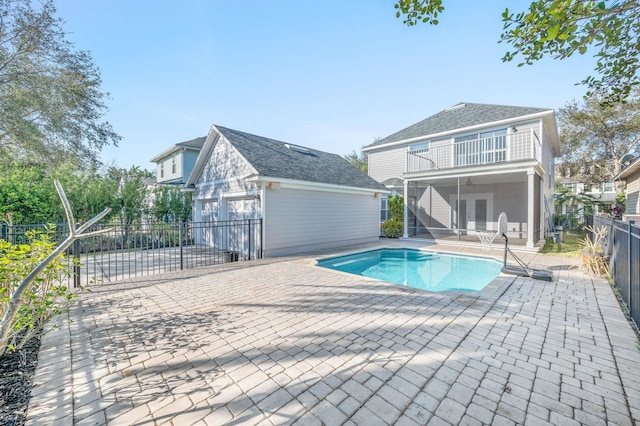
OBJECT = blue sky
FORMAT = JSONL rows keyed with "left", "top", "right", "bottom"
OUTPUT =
{"left": 56, "top": 1, "right": 597, "bottom": 171}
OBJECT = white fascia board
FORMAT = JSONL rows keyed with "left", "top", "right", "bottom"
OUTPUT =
{"left": 403, "top": 160, "right": 541, "bottom": 182}
{"left": 362, "top": 110, "right": 555, "bottom": 152}
{"left": 248, "top": 175, "right": 389, "bottom": 195}
{"left": 617, "top": 157, "right": 640, "bottom": 179}
{"left": 149, "top": 144, "right": 181, "bottom": 163}
{"left": 185, "top": 125, "right": 219, "bottom": 187}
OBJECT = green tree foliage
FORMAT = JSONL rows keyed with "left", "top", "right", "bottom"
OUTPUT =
{"left": 554, "top": 184, "right": 602, "bottom": 229}
{"left": 0, "top": 180, "right": 112, "bottom": 354}
{"left": 0, "top": 229, "right": 75, "bottom": 353}
{"left": 0, "top": 161, "right": 154, "bottom": 225}
{"left": 388, "top": 194, "right": 405, "bottom": 221}
{"left": 395, "top": 0, "right": 640, "bottom": 104}
{"left": 558, "top": 88, "right": 640, "bottom": 186}
{"left": 107, "top": 166, "right": 150, "bottom": 227}
{"left": 151, "top": 186, "right": 193, "bottom": 222}
{"left": 0, "top": 162, "right": 58, "bottom": 224}
{"left": 381, "top": 195, "right": 404, "bottom": 238}
{"left": 344, "top": 147, "right": 368, "bottom": 173}
{"left": 0, "top": 0, "right": 120, "bottom": 166}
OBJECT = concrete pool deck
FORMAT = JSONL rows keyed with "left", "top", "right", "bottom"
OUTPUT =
{"left": 26, "top": 241, "right": 640, "bottom": 425}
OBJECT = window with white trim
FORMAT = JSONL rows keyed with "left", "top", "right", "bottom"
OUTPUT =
{"left": 380, "top": 197, "right": 389, "bottom": 223}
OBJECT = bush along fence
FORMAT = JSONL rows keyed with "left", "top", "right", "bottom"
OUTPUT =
{"left": 590, "top": 215, "right": 640, "bottom": 331}
{"left": 2, "top": 219, "right": 263, "bottom": 287}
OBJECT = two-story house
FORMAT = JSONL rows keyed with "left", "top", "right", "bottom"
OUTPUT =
{"left": 150, "top": 136, "right": 206, "bottom": 185}
{"left": 363, "top": 102, "right": 560, "bottom": 248}
{"left": 555, "top": 180, "right": 616, "bottom": 218}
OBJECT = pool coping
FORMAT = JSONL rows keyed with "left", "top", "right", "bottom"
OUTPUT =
{"left": 312, "top": 245, "right": 518, "bottom": 300}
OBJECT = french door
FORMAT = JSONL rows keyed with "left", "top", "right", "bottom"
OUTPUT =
{"left": 450, "top": 194, "right": 493, "bottom": 233}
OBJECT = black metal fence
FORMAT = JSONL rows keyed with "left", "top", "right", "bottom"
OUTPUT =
{"left": 591, "top": 215, "right": 640, "bottom": 330}
{"left": 1, "top": 219, "right": 263, "bottom": 286}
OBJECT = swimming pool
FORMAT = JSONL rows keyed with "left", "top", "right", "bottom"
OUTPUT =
{"left": 317, "top": 248, "right": 502, "bottom": 292}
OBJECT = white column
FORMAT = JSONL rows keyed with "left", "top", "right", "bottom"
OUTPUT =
{"left": 527, "top": 169, "right": 535, "bottom": 248}
{"left": 403, "top": 179, "right": 409, "bottom": 238}
{"left": 540, "top": 179, "right": 545, "bottom": 241}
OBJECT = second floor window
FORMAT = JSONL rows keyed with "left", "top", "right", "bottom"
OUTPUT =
{"left": 172, "top": 157, "right": 177, "bottom": 174}
{"left": 160, "top": 163, "right": 164, "bottom": 178}
{"left": 454, "top": 129, "right": 506, "bottom": 166}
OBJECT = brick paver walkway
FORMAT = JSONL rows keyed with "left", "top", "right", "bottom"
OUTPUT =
{"left": 26, "top": 242, "right": 640, "bottom": 425}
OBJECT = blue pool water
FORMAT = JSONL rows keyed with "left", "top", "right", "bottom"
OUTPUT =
{"left": 317, "top": 249, "right": 502, "bottom": 292}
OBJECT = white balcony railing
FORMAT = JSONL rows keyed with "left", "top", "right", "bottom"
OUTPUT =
{"left": 406, "top": 129, "right": 540, "bottom": 173}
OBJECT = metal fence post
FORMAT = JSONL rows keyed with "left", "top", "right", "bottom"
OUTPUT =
{"left": 73, "top": 223, "right": 81, "bottom": 288}
{"left": 179, "top": 221, "right": 184, "bottom": 271}
{"left": 247, "top": 219, "right": 252, "bottom": 260}
{"left": 629, "top": 220, "right": 633, "bottom": 319}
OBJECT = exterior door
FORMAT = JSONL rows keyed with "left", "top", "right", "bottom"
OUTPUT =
{"left": 451, "top": 194, "right": 492, "bottom": 233}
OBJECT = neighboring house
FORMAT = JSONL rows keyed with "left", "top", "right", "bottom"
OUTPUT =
{"left": 554, "top": 180, "right": 616, "bottom": 216}
{"left": 554, "top": 162, "right": 617, "bottom": 217}
{"left": 363, "top": 102, "right": 560, "bottom": 248}
{"left": 617, "top": 156, "right": 640, "bottom": 221}
{"left": 185, "top": 125, "right": 387, "bottom": 257}
{"left": 150, "top": 136, "right": 205, "bottom": 185}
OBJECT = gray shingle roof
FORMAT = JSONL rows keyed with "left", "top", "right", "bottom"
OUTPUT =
{"left": 177, "top": 136, "right": 206, "bottom": 149}
{"left": 216, "top": 126, "right": 386, "bottom": 191}
{"left": 367, "top": 102, "right": 552, "bottom": 148}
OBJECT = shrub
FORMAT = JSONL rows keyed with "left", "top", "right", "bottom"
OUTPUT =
{"left": 381, "top": 219, "right": 403, "bottom": 238}
{"left": 0, "top": 230, "right": 75, "bottom": 353}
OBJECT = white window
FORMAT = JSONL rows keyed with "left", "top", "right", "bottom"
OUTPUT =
{"left": 409, "top": 141, "right": 429, "bottom": 152}
{"left": 380, "top": 197, "right": 389, "bottom": 223}
{"left": 160, "top": 163, "right": 164, "bottom": 178}
{"left": 454, "top": 129, "right": 506, "bottom": 166}
{"left": 171, "top": 156, "right": 177, "bottom": 174}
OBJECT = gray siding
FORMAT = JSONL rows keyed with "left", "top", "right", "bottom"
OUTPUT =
{"left": 626, "top": 175, "right": 640, "bottom": 214}
{"left": 264, "top": 188, "right": 380, "bottom": 256}
{"left": 368, "top": 146, "right": 405, "bottom": 183}
{"left": 182, "top": 150, "right": 200, "bottom": 183}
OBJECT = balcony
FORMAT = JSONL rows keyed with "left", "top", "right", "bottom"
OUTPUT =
{"left": 406, "top": 129, "right": 540, "bottom": 174}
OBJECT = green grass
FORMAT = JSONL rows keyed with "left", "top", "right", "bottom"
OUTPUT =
{"left": 538, "top": 230, "right": 584, "bottom": 257}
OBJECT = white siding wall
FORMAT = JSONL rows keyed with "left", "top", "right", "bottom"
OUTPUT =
{"left": 194, "top": 137, "right": 257, "bottom": 201}
{"left": 263, "top": 188, "right": 380, "bottom": 256}
{"left": 368, "top": 146, "right": 406, "bottom": 183}
{"left": 193, "top": 137, "right": 258, "bottom": 222}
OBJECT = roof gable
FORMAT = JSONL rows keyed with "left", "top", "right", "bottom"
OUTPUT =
{"left": 150, "top": 136, "right": 206, "bottom": 162}
{"left": 366, "top": 102, "right": 553, "bottom": 149}
{"left": 187, "top": 125, "right": 386, "bottom": 191}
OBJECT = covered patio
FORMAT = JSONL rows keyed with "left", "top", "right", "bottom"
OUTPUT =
{"left": 398, "top": 166, "right": 549, "bottom": 248}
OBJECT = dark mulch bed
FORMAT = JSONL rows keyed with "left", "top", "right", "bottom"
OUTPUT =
{"left": 0, "top": 334, "right": 41, "bottom": 426}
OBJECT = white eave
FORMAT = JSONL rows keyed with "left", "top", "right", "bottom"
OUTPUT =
{"left": 149, "top": 144, "right": 201, "bottom": 163}
{"left": 248, "top": 175, "right": 389, "bottom": 196}
{"left": 617, "top": 157, "right": 640, "bottom": 180}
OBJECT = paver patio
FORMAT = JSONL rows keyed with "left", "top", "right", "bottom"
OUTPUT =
{"left": 26, "top": 241, "right": 640, "bottom": 425}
